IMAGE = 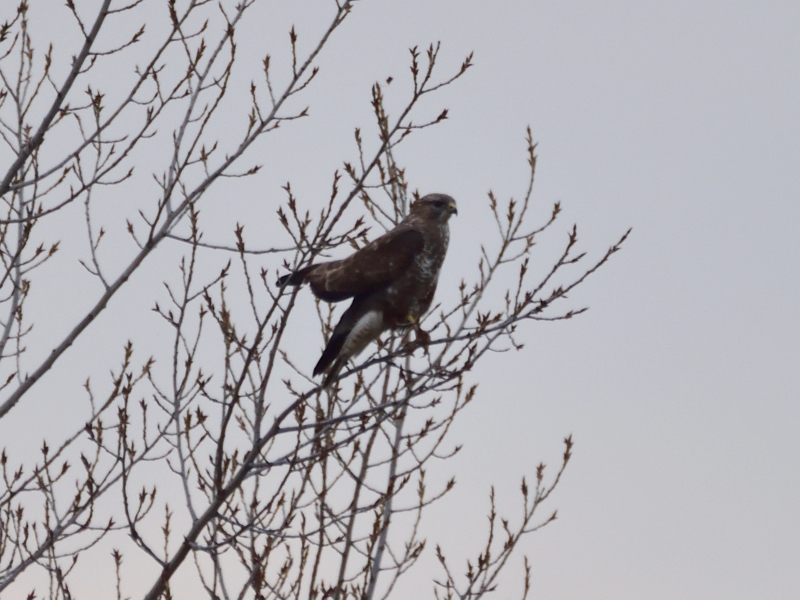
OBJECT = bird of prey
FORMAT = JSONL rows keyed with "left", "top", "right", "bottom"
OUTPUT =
{"left": 277, "top": 193, "right": 457, "bottom": 386}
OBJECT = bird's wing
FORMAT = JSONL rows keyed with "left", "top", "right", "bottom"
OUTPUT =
{"left": 313, "top": 298, "right": 384, "bottom": 380}
{"left": 308, "top": 227, "right": 424, "bottom": 302}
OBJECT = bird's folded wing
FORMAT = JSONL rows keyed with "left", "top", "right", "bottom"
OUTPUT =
{"left": 308, "top": 228, "right": 424, "bottom": 301}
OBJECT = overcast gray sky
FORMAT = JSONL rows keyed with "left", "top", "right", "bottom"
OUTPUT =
{"left": 287, "top": 2, "right": 800, "bottom": 598}
{"left": 4, "top": 1, "right": 799, "bottom": 598}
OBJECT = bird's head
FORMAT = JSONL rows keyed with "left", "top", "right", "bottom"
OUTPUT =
{"left": 411, "top": 193, "right": 458, "bottom": 222}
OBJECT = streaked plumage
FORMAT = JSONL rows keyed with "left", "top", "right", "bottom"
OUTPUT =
{"left": 278, "top": 193, "right": 457, "bottom": 386}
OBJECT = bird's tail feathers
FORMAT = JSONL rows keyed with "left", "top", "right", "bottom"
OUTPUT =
{"left": 321, "top": 357, "right": 348, "bottom": 388}
{"left": 314, "top": 329, "right": 348, "bottom": 378}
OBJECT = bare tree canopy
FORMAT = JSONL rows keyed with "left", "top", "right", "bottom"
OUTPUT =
{"left": 0, "top": 1, "right": 627, "bottom": 598}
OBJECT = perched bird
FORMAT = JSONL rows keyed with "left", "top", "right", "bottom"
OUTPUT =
{"left": 277, "top": 193, "right": 457, "bottom": 386}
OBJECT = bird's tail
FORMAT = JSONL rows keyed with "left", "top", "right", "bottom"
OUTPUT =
{"left": 321, "top": 357, "right": 347, "bottom": 388}
{"left": 276, "top": 265, "right": 315, "bottom": 288}
{"left": 314, "top": 329, "right": 348, "bottom": 378}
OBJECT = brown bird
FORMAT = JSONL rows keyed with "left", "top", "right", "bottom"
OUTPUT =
{"left": 277, "top": 194, "right": 457, "bottom": 386}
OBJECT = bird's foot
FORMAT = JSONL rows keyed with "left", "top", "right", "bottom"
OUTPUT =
{"left": 400, "top": 323, "right": 431, "bottom": 355}
{"left": 414, "top": 325, "right": 431, "bottom": 349}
